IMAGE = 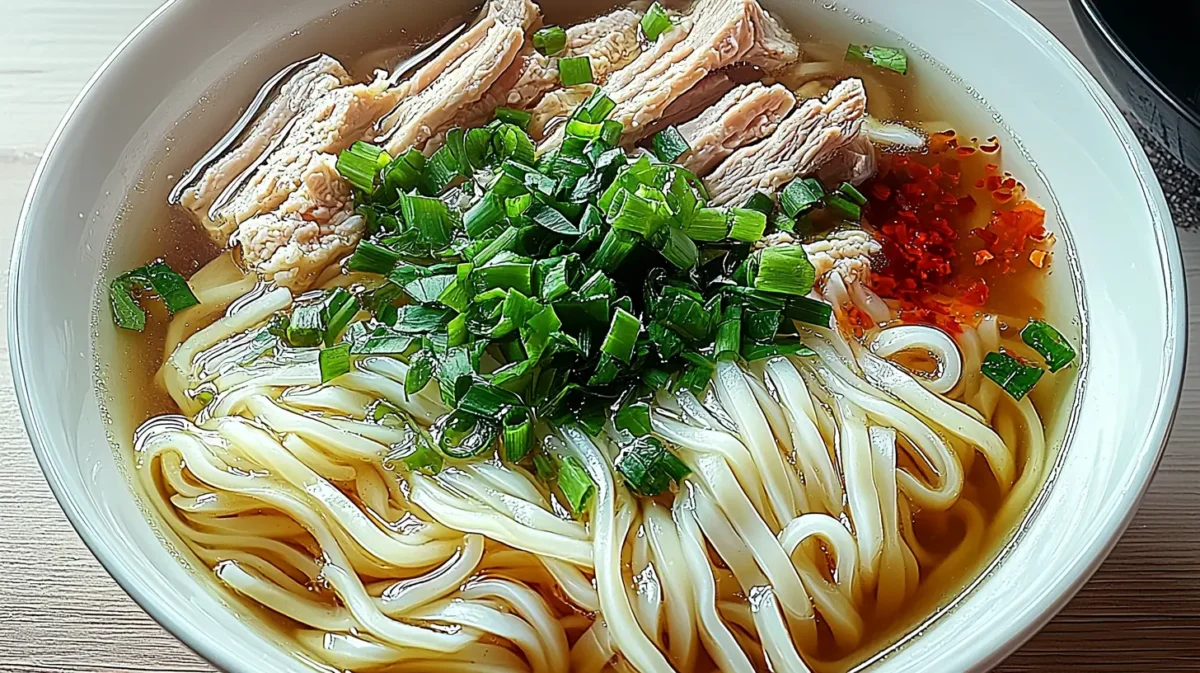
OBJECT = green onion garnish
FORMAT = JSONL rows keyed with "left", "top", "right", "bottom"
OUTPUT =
{"left": 109, "top": 260, "right": 200, "bottom": 331}
{"left": 534, "top": 26, "right": 568, "bottom": 57}
{"left": 652, "top": 126, "right": 691, "bottom": 163}
{"left": 982, "top": 352, "right": 1044, "bottom": 400}
{"left": 337, "top": 141, "right": 390, "bottom": 193}
{"left": 838, "top": 182, "right": 868, "bottom": 206}
{"left": 846, "top": 44, "right": 909, "bottom": 75}
{"left": 615, "top": 436, "right": 690, "bottom": 497}
{"left": 740, "top": 191, "right": 774, "bottom": 215}
{"left": 321, "top": 288, "right": 358, "bottom": 346}
{"left": 575, "top": 89, "right": 616, "bottom": 124}
{"left": 502, "top": 407, "right": 534, "bottom": 462}
{"left": 319, "top": 343, "right": 352, "bottom": 383}
{"left": 1020, "top": 320, "right": 1077, "bottom": 372}
{"left": 557, "top": 456, "right": 596, "bottom": 516}
{"left": 601, "top": 308, "right": 641, "bottom": 364}
{"left": 558, "top": 57, "right": 594, "bottom": 86}
{"left": 495, "top": 106, "right": 533, "bottom": 131}
{"left": 824, "top": 193, "right": 863, "bottom": 221}
{"left": 286, "top": 304, "right": 325, "bottom": 347}
{"left": 640, "top": 2, "right": 674, "bottom": 42}
{"left": 727, "top": 208, "right": 767, "bottom": 243}
{"left": 347, "top": 240, "right": 401, "bottom": 275}
{"left": 753, "top": 246, "right": 817, "bottom": 297}
{"left": 658, "top": 225, "right": 699, "bottom": 269}
{"left": 780, "top": 178, "right": 825, "bottom": 218}
{"left": 683, "top": 208, "right": 728, "bottom": 242}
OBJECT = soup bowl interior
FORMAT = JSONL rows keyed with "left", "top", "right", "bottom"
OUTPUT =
{"left": 9, "top": 0, "right": 1184, "bottom": 671}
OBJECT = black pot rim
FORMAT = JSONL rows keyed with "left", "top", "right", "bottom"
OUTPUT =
{"left": 1072, "top": 0, "right": 1200, "bottom": 130}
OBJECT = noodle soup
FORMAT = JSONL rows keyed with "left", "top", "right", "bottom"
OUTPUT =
{"left": 98, "top": 0, "right": 1081, "bottom": 671}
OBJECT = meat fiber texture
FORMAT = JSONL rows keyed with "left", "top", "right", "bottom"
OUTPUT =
{"left": 677, "top": 82, "right": 796, "bottom": 174}
{"left": 539, "top": 0, "right": 801, "bottom": 150}
{"left": 176, "top": 0, "right": 539, "bottom": 290}
{"left": 704, "top": 78, "right": 868, "bottom": 206}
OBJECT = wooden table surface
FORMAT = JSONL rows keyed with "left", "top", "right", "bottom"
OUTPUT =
{"left": 0, "top": 1, "right": 1193, "bottom": 672}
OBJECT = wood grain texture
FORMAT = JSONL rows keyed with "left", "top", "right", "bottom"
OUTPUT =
{"left": 0, "top": 1, "right": 1193, "bottom": 672}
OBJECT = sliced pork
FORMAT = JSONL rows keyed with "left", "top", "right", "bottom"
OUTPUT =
{"left": 553, "top": 0, "right": 800, "bottom": 147}
{"left": 704, "top": 78, "right": 867, "bottom": 205}
{"left": 237, "top": 210, "right": 365, "bottom": 291}
{"left": 207, "top": 76, "right": 401, "bottom": 235}
{"left": 818, "top": 135, "right": 878, "bottom": 186}
{"left": 677, "top": 82, "right": 796, "bottom": 174}
{"left": 177, "top": 55, "right": 352, "bottom": 238}
{"left": 378, "top": 0, "right": 541, "bottom": 155}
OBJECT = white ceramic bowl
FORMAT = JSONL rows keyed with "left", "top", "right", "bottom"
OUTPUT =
{"left": 9, "top": 0, "right": 1186, "bottom": 671}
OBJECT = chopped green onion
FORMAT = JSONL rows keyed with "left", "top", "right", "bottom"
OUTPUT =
{"left": 458, "top": 381, "right": 523, "bottom": 417}
{"left": 436, "top": 409, "right": 498, "bottom": 458}
{"left": 557, "top": 456, "right": 596, "bottom": 516}
{"left": 641, "top": 2, "right": 674, "bottom": 42}
{"left": 336, "top": 141, "right": 389, "bottom": 192}
{"left": 400, "top": 194, "right": 454, "bottom": 247}
{"left": 824, "top": 193, "right": 863, "bottom": 221}
{"left": 575, "top": 89, "right": 616, "bottom": 123}
{"left": 753, "top": 246, "right": 817, "bottom": 297}
{"left": 348, "top": 240, "right": 401, "bottom": 275}
{"left": 740, "top": 191, "right": 774, "bottom": 215}
{"left": 838, "top": 182, "right": 868, "bottom": 206}
{"left": 657, "top": 225, "right": 699, "bottom": 269}
{"left": 110, "top": 261, "right": 201, "bottom": 331}
{"left": 321, "top": 288, "right": 358, "bottom": 346}
{"left": 389, "top": 420, "right": 443, "bottom": 475}
{"left": 683, "top": 208, "right": 728, "bottom": 242}
{"left": 615, "top": 398, "right": 652, "bottom": 436}
{"left": 982, "top": 351, "right": 1044, "bottom": 400}
{"left": 558, "top": 57, "right": 594, "bottom": 86}
{"left": 652, "top": 126, "right": 691, "bottom": 163}
{"left": 714, "top": 304, "right": 742, "bottom": 362}
{"left": 784, "top": 296, "right": 833, "bottom": 328}
{"left": 728, "top": 208, "right": 767, "bottom": 243}
{"left": 502, "top": 407, "right": 534, "bottom": 462}
{"left": 319, "top": 344, "right": 352, "bottom": 383}
{"left": 495, "top": 106, "right": 532, "bottom": 130}
{"left": 531, "top": 204, "right": 581, "bottom": 235}
{"left": 534, "top": 25, "right": 568, "bottom": 56}
{"left": 109, "top": 277, "right": 146, "bottom": 331}
{"left": 846, "top": 44, "right": 909, "bottom": 75}
{"left": 1021, "top": 320, "right": 1077, "bottom": 372}
{"left": 780, "top": 178, "right": 825, "bottom": 217}
{"left": 589, "top": 228, "right": 638, "bottom": 271}
{"left": 405, "top": 352, "right": 434, "bottom": 396}
{"left": 601, "top": 308, "right": 641, "bottom": 364}
{"left": 615, "top": 436, "right": 690, "bottom": 496}
{"left": 422, "top": 147, "right": 460, "bottom": 194}
{"left": 464, "top": 192, "right": 506, "bottom": 237}
{"left": 384, "top": 149, "right": 426, "bottom": 194}
{"left": 287, "top": 304, "right": 325, "bottom": 347}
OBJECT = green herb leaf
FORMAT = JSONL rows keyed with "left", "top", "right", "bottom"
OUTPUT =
{"left": 534, "top": 26, "right": 568, "bottom": 56}
{"left": 982, "top": 351, "right": 1044, "bottom": 400}
{"left": 615, "top": 436, "right": 690, "bottom": 496}
{"left": 753, "top": 246, "right": 817, "bottom": 297}
{"left": 846, "top": 44, "right": 909, "bottom": 75}
{"left": 641, "top": 2, "right": 674, "bottom": 42}
{"left": 1020, "top": 320, "right": 1077, "bottom": 372}
{"left": 557, "top": 456, "right": 596, "bottom": 516}
{"left": 319, "top": 344, "right": 352, "bottom": 383}
{"left": 558, "top": 57, "right": 594, "bottom": 86}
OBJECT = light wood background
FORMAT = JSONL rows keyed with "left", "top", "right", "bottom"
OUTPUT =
{"left": 0, "top": 1, "right": 1192, "bottom": 672}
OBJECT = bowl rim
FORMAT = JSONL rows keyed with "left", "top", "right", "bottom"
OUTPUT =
{"left": 6, "top": 1, "right": 1187, "bottom": 672}
{"left": 1071, "top": 0, "right": 1200, "bottom": 132}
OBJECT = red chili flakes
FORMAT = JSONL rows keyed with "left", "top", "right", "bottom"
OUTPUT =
{"left": 972, "top": 200, "right": 1048, "bottom": 274}
{"left": 861, "top": 132, "right": 1054, "bottom": 332}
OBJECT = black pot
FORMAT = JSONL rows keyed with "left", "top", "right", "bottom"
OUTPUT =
{"left": 1071, "top": 0, "right": 1200, "bottom": 174}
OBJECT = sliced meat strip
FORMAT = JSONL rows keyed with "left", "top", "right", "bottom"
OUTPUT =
{"left": 704, "top": 78, "right": 867, "bottom": 206}
{"left": 818, "top": 135, "right": 878, "bottom": 186}
{"left": 641, "top": 64, "right": 765, "bottom": 137}
{"left": 378, "top": 0, "right": 541, "bottom": 155}
{"left": 519, "top": 7, "right": 647, "bottom": 136}
{"left": 677, "top": 82, "right": 796, "bottom": 175}
{"left": 576, "top": 0, "right": 799, "bottom": 146}
{"left": 177, "top": 55, "right": 351, "bottom": 238}
{"left": 238, "top": 210, "right": 366, "bottom": 291}
{"left": 208, "top": 75, "right": 401, "bottom": 235}
{"left": 743, "top": 3, "right": 801, "bottom": 72}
